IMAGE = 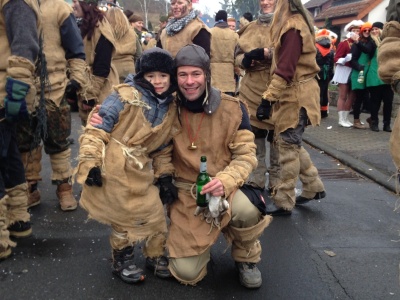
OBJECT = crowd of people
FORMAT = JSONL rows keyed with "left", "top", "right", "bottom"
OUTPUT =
{"left": 1, "top": 0, "right": 399, "bottom": 292}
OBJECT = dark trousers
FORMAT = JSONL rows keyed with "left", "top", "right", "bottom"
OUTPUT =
{"left": 353, "top": 89, "right": 369, "bottom": 119}
{"left": 318, "top": 78, "right": 330, "bottom": 112}
{"left": 0, "top": 121, "right": 26, "bottom": 198}
{"left": 368, "top": 84, "right": 394, "bottom": 124}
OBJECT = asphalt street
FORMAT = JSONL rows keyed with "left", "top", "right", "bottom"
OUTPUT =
{"left": 1, "top": 111, "right": 399, "bottom": 300}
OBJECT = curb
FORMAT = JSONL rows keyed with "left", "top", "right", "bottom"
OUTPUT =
{"left": 303, "top": 132, "right": 397, "bottom": 194}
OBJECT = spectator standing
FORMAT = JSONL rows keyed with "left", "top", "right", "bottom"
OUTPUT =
{"left": 315, "top": 29, "right": 334, "bottom": 118}
{"left": 350, "top": 22, "right": 375, "bottom": 129}
{"left": 0, "top": 0, "right": 40, "bottom": 259}
{"left": 332, "top": 20, "right": 363, "bottom": 127}
{"left": 210, "top": 10, "right": 239, "bottom": 96}
{"left": 366, "top": 21, "right": 394, "bottom": 132}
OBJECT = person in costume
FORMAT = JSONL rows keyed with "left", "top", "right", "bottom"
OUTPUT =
{"left": 17, "top": 0, "right": 88, "bottom": 212}
{"left": 157, "top": 0, "right": 211, "bottom": 57}
{"left": 0, "top": 0, "right": 40, "bottom": 259}
{"left": 256, "top": 0, "right": 326, "bottom": 214}
{"left": 71, "top": 0, "right": 119, "bottom": 125}
{"left": 76, "top": 48, "right": 178, "bottom": 284}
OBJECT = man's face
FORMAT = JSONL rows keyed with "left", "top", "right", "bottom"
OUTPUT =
{"left": 132, "top": 21, "right": 144, "bottom": 32}
{"left": 228, "top": 20, "right": 236, "bottom": 31}
{"left": 171, "top": 0, "right": 192, "bottom": 19}
{"left": 177, "top": 66, "right": 206, "bottom": 101}
{"left": 72, "top": 0, "right": 83, "bottom": 18}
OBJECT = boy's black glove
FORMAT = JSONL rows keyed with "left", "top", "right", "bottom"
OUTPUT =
{"left": 157, "top": 176, "right": 178, "bottom": 205}
{"left": 256, "top": 99, "right": 276, "bottom": 121}
{"left": 85, "top": 167, "right": 102, "bottom": 187}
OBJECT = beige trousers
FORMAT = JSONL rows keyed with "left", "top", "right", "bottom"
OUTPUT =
{"left": 169, "top": 189, "right": 271, "bottom": 285}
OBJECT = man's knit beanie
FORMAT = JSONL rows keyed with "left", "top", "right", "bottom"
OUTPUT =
{"left": 215, "top": 10, "right": 228, "bottom": 22}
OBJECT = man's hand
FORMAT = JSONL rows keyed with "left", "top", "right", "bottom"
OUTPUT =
{"left": 85, "top": 167, "right": 102, "bottom": 187}
{"left": 157, "top": 176, "right": 178, "bottom": 205}
{"left": 200, "top": 178, "right": 225, "bottom": 197}
{"left": 256, "top": 99, "right": 275, "bottom": 121}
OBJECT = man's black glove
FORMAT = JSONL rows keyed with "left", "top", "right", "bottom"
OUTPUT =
{"left": 65, "top": 79, "right": 80, "bottom": 103}
{"left": 242, "top": 48, "right": 265, "bottom": 69}
{"left": 256, "top": 99, "right": 275, "bottom": 121}
{"left": 157, "top": 176, "right": 178, "bottom": 205}
{"left": 85, "top": 167, "right": 102, "bottom": 187}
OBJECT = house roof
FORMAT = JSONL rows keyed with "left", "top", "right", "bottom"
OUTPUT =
{"left": 304, "top": 0, "right": 330, "bottom": 9}
{"left": 314, "top": 0, "right": 380, "bottom": 22}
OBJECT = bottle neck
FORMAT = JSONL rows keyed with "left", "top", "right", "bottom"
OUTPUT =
{"left": 199, "top": 161, "right": 207, "bottom": 173}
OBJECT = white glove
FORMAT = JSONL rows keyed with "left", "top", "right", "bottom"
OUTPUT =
{"left": 337, "top": 58, "right": 346, "bottom": 65}
{"left": 194, "top": 196, "right": 229, "bottom": 227}
{"left": 345, "top": 53, "right": 352, "bottom": 62}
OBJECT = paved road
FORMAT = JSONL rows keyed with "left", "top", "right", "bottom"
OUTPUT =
{"left": 1, "top": 112, "right": 399, "bottom": 299}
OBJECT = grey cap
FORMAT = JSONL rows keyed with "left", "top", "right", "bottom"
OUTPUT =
{"left": 175, "top": 44, "right": 221, "bottom": 115}
{"left": 175, "top": 44, "right": 210, "bottom": 72}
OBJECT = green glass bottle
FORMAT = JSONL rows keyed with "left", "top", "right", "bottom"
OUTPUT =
{"left": 196, "top": 156, "right": 211, "bottom": 207}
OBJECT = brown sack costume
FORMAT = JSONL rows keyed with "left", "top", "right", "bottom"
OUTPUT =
{"left": 78, "top": 18, "right": 119, "bottom": 123}
{"left": 263, "top": 10, "right": 324, "bottom": 210}
{"left": 168, "top": 92, "right": 269, "bottom": 258}
{"left": 76, "top": 84, "right": 178, "bottom": 255}
{"left": 210, "top": 26, "right": 239, "bottom": 93}
{"left": 159, "top": 17, "right": 210, "bottom": 57}
{"left": 378, "top": 0, "right": 400, "bottom": 171}
{"left": 235, "top": 16, "right": 278, "bottom": 191}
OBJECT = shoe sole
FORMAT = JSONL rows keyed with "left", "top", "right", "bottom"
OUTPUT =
{"left": 296, "top": 191, "right": 326, "bottom": 206}
{"left": 28, "top": 200, "right": 41, "bottom": 208}
{"left": 269, "top": 210, "right": 292, "bottom": 216}
{"left": 60, "top": 204, "right": 78, "bottom": 211}
{"left": 9, "top": 227, "right": 32, "bottom": 239}
{"left": 239, "top": 276, "right": 262, "bottom": 289}
{"left": 113, "top": 271, "right": 146, "bottom": 284}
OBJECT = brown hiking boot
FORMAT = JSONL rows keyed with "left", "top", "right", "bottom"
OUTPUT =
{"left": 353, "top": 119, "right": 366, "bottom": 129}
{"left": 56, "top": 183, "right": 77, "bottom": 211}
{"left": 27, "top": 182, "right": 41, "bottom": 208}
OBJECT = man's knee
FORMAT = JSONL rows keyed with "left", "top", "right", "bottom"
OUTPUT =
{"left": 230, "top": 189, "right": 260, "bottom": 228}
{"left": 169, "top": 252, "right": 209, "bottom": 285}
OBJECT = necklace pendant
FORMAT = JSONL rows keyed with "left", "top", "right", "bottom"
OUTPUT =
{"left": 188, "top": 142, "right": 197, "bottom": 150}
